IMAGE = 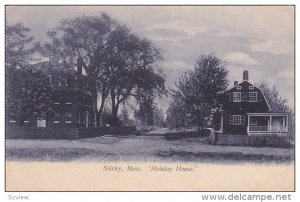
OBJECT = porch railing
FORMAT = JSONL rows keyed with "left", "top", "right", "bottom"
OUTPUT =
{"left": 248, "top": 126, "right": 288, "bottom": 132}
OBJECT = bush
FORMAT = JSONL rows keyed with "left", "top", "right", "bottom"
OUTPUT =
{"left": 101, "top": 111, "right": 122, "bottom": 126}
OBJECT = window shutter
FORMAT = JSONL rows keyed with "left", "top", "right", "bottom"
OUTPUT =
{"left": 258, "top": 92, "right": 262, "bottom": 101}
{"left": 241, "top": 115, "right": 245, "bottom": 125}
{"left": 229, "top": 93, "right": 232, "bottom": 102}
{"left": 241, "top": 93, "right": 245, "bottom": 101}
{"left": 229, "top": 115, "right": 233, "bottom": 125}
{"left": 246, "top": 92, "right": 249, "bottom": 102}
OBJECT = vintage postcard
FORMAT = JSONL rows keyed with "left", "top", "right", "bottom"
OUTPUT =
{"left": 5, "top": 5, "right": 295, "bottom": 191}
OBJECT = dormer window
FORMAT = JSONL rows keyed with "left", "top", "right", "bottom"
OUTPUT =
{"left": 249, "top": 86, "right": 254, "bottom": 90}
{"left": 233, "top": 92, "right": 241, "bottom": 102}
{"left": 49, "top": 56, "right": 59, "bottom": 62}
{"left": 236, "top": 86, "right": 242, "bottom": 90}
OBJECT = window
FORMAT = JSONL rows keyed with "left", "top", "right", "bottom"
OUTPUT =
{"left": 249, "top": 86, "right": 254, "bottom": 90}
{"left": 49, "top": 75, "right": 53, "bottom": 86}
{"left": 249, "top": 92, "right": 258, "bottom": 102}
{"left": 80, "top": 111, "right": 86, "bottom": 123}
{"left": 233, "top": 92, "right": 241, "bottom": 102}
{"left": 280, "top": 117, "right": 286, "bottom": 127}
{"left": 65, "top": 103, "right": 72, "bottom": 123}
{"left": 229, "top": 93, "right": 233, "bottom": 102}
{"left": 53, "top": 111, "right": 59, "bottom": 123}
{"left": 250, "top": 117, "right": 257, "bottom": 125}
{"left": 86, "top": 111, "right": 90, "bottom": 127}
{"left": 258, "top": 92, "right": 262, "bottom": 101}
{"left": 64, "top": 78, "right": 68, "bottom": 87}
{"left": 66, "top": 112, "right": 72, "bottom": 123}
{"left": 88, "top": 111, "right": 92, "bottom": 124}
{"left": 78, "top": 112, "right": 81, "bottom": 124}
{"left": 37, "top": 119, "right": 46, "bottom": 127}
{"left": 236, "top": 86, "right": 242, "bottom": 90}
{"left": 229, "top": 115, "right": 245, "bottom": 125}
{"left": 241, "top": 92, "right": 245, "bottom": 101}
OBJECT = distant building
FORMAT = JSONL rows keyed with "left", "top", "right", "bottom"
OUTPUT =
{"left": 214, "top": 71, "right": 288, "bottom": 145}
{"left": 8, "top": 57, "right": 94, "bottom": 128}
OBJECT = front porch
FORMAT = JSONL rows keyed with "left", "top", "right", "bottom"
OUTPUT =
{"left": 247, "top": 113, "right": 288, "bottom": 137}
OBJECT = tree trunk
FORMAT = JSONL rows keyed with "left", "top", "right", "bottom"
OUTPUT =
{"left": 91, "top": 87, "right": 98, "bottom": 127}
{"left": 96, "top": 92, "right": 107, "bottom": 126}
{"left": 115, "top": 101, "right": 120, "bottom": 117}
{"left": 111, "top": 89, "right": 116, "bottom": 117}
{"left": 96, "top": 111, "right": 101, "bottom": 127}
{"left": 110, "top": 89, "right": 119, "bottom": 126}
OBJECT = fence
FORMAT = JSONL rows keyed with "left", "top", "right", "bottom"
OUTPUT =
{"left": 6, "top": 126, "right": 136, "bottom": 139}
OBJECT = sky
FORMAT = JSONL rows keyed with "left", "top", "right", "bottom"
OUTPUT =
{"left": 6, "top": 6, "right": 295, "bottom": 110}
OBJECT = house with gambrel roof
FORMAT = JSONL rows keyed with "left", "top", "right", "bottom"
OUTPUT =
{"left": 214, "top": 70, "right": 288, "bottom": 145}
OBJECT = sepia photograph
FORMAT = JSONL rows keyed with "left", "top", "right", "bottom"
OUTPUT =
{"left": 5, "top": 5, "right": 295, "bottom": 191}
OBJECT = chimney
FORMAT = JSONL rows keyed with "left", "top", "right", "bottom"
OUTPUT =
{"left": 234, "top": 81, "right": 238, "bottom": 86}
{"left": 76, "top": 58, "right": 83, "bottom": 76}
{"left": 243, "top": 70, "right": 249, "bottom": 81}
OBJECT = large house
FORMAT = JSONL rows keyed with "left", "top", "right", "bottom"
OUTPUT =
{"left": 8, "top": 57, "right": 95, "bottom": 128}
{"left": 214, "top": 70, "right": 288, "bottom": 145}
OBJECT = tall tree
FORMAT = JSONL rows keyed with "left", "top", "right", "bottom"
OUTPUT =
{"left": 134, "top": 91, "right": 155, "bottom": 127}
{"left": 6, "top": 23, "right": 39, "bottom": 70}
{"left": 6, "top": 23, "right": 53, "bottom": 126}
{"left": 257, "top": 81, "right": 295, "bottom": 139}
{"left": 119, "top": 107, "right": 130, "bottom": 126}
{"left": 6, "top": 68, "right": 53, "bottom": 126}
{"left": 153, "top": 106, "right": 165, "bottom": 128}
{"left": 133, "top": 68, "right": 166, "bottom": 128}
{"left": 166, "top": 90, "right": 188, "bottom": 130}
{"left": 43, "top": 13, "right": 165, "bottom": 126}
{"left": 42, "top": 13, "right": 117, "bottom": 126}
{"left": 168, "top": 54, "right": 228, "bottom": 129}
{"left": 257, "top": 81, "right": 290, "bottom": 112}
{"left": 103, "top": 25, "right": 164, "bottom": 124}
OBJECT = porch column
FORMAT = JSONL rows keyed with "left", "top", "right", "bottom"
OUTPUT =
{"left": 220, "top": 115, "right": 223, "bottom": 133}
{"left": 86, "top": 111, "right": 89, "bottom": 128}
{"left": 269, "top": 115, "right": 272, "bottom": 131}
{"left": 247, "top": 115, "right": 250, "bottom": 133}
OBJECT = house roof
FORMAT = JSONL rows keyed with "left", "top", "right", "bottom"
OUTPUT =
{"left": 225, "top": 80, "right": 255, "bottom": 92}
{"left": 247, "top": 112, "right": 288, "bottom": 116}
{"left": 32, "top": 61, "right": 75, "bottom": 75}
{"left": 220, "top": 79, "right": 271, "bottom": 111}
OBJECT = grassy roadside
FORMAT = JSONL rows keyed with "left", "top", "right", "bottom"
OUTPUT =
{"left": 6, "top": 146, "right": 294, "bottom": 164}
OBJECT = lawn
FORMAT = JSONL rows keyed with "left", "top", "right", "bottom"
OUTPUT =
{"left": 5, "top": 135, "right": 294, "bottom": 164}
